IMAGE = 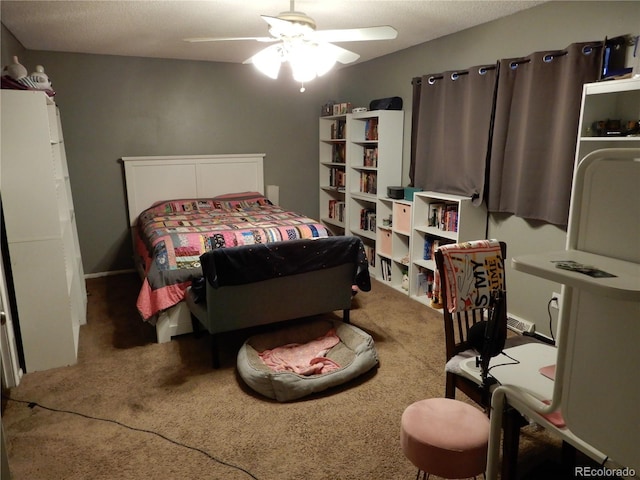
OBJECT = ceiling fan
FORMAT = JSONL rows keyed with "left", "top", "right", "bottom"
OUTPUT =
{"left": 184, "top": 1, "right": 397, "bottom": 85}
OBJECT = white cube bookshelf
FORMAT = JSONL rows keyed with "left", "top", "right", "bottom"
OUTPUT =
{"left": 409, "top": 191, "right": 487, "bottom": 307}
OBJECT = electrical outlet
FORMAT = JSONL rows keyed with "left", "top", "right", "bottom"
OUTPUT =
{"left": 550, "top": 292, "right": 561, "bottom": 310}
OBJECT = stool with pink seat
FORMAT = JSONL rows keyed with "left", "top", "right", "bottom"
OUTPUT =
{"left": 400, "top": 397, "right": 490, "bottom": 479}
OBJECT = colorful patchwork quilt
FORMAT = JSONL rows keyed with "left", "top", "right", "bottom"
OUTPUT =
{"left": 135, "top": 193, "right": 330, "bottom": 320}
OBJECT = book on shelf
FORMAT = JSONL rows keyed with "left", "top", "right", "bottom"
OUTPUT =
{"left": 329, "top": 167, "right": 346, "bottom": 189}
{"left": 330, "top": 119, "right": 347, "bottom": 140}
{"left": 380, "top": 257, "right": 392, "bottom": 281}
{"left": 327, "top": 200, "right": 345, "bottom": 222}
{"left": 428, "top": 202, "right": 459, "bottom": 232}
{"left": 364, "top": 244, "right": 376, "bottom": 267}
{"left": 363, "top": 146, "right": 378, "bottom": 167}
{"left": 423, "top": 237, "right": 434, "bottom": 260}
{"left": 360, "top": 208, "right": 376, "bottom": 232}
{"left": 444, "top": 205, "right": 458, "bottom": 232}
{"left": 416, "top": 271, "right": 434, "bottom": 297}
{"left": 428, "top": 203, "right": 443, "bottom": 228}
{"left": 424, "top": 237, "right": 455, "bottom": 260}
{"left": 332, "top": 143, "right": 346, "bottom": 163}
{"left": 364, "top": 118, "right": 379, "bottom": 141}
{"left": 416, "top": 272, "right": 428, "bottom": 296}
{"left": 359, "top": 171, "right": 377, "bottom": 194}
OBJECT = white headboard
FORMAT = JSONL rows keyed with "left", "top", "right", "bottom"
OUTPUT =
{"left": 122, "top": 153, "right": 265, "bottom": 226}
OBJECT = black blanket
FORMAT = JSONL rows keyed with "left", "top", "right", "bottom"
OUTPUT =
{"left": 199, "top": 236, "right": 371, "bottom": 292}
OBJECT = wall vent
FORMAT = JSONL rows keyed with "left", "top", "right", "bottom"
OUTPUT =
{"left": 506, "top": 315, "right": 535, "bottom": 334}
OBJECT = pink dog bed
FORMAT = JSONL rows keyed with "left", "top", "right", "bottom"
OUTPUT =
{"left": 237, "top": 318, "right": 378, "bottom": 402}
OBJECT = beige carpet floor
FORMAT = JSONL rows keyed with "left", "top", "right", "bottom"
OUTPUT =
{"left": 2, "top": 273, "right": 569, "bottom": 479}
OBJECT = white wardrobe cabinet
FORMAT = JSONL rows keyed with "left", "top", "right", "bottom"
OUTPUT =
{"left": 1, "top": 90, "right": 87, "bottom": 372}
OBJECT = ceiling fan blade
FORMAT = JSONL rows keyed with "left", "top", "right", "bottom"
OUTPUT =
{"left": 261, "top": 15, "right": 294, "bottom": 30}
{"left": 262, "top": 15, "right": 298, "bottom": 37}
{"left": 321, "top": 43, "right": 360, "bottom": 65}
{"left": 309, "top": 25, "right": 398, "bottom": 43}
{"left": 261, "top": 14, "right": 315, "bottom": 37}
{"left": 184, "top": 36, "right": 276, "bottom": 43}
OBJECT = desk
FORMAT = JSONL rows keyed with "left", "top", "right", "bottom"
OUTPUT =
{"left": 490, "top": 149, "right": 640, "bottom": 480}
{"left": 459, "top": 343, "right": 608, "bottom": 478}
{"left": 460, "top": 344, "right": 606, "bottom": 456}
{"left": 459, "top": 343, "right": 556, "bottom": 401}
{"left": 512, "top": 250, "right": 640, "bottom": 302}
{"left": 511, "top": 251, "right": 639, "bottom": 472}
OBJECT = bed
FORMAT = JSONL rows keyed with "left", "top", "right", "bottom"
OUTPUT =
{"left": 122, "top": 154, "right": 366, "bottom": 343}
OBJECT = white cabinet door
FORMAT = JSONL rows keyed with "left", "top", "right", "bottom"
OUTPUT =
{"left": 0, "top": 232, "right": 23, "bottom": 388}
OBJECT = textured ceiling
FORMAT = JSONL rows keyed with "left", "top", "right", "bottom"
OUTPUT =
{"left": 1, "top": 1, "right": 545, "bottom": 66}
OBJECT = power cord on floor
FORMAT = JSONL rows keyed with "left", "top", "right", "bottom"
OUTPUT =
{"left": 2, "top": 395, "right": 261, "bottom": 480}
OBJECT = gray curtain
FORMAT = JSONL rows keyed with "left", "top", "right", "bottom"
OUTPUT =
{"left": 487, "top": 41, "right": 602, "bottom": 226}
{"left": 409, "top": 77, "right": 422, "bottom": 186}
{"left": 412, "top": 65, "right": 498, "bottom": 204}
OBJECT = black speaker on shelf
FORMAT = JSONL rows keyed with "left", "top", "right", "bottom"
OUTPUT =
{"left": 369, "top": 96, "right": 403, "bottom": 111}
{"left": 387, "top": 186, "right": 404, "bottom": 199}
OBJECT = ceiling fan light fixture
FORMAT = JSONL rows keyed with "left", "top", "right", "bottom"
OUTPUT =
{"left": 200, "top": 1, "right": 396, "bottom": 87}
{"left": 249, "top": 41, "right": 338, "bottom": 83}
{"left": 290, "top": 60, "right": 317, "bottom": 83}
{"left": 288, "top": 42, "right": 337, "bottom": 82}
{"left": 251, "top": 44, "right": 283, "bottom": 79}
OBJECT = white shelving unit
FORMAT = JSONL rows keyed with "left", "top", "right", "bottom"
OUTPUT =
{"left": 409, "top": 191, "right": 487, "bottom": 307}
{"left": 346, "top": 110, "right": 403, "bottom": 278}
{"left": 319, "top": 114, "right": 347, "bottom": 235}
{"left": 377, "top": 198, "right": 412, "bottom": 293}
{"left": 561, "top": 81, "right": 639, "bottom": 469}
{"left": 1, "top": 90, "right": 87, "bottom": 372}
{"left": 319, "top": 110, "right": 403, "bottom": 278}
{"left": 574, "top": 77, "right": 640, "bottom": 163}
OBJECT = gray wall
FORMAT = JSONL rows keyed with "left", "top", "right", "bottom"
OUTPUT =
{"left": 2, "top": 1, "right": 639, "bottom": 336}
{"left": 1, "top": 24, "right": 24, "bottom": 64}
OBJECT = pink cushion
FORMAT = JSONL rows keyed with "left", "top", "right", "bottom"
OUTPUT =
{"left": 400, "top": 398, "right": 489, "bottom": 478}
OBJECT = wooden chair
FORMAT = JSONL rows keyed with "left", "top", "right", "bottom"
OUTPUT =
{"left": 434, "top": 240, "right": 506, "bottom": 405}
{"left": 434, "top": 240, "right": 524, "bottom": 479}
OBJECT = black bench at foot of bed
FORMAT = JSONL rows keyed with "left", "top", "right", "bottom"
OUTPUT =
{"left": 185, "top": 236, "right": 371, "bottom": 368}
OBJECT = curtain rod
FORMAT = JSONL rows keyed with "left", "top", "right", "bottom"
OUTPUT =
{"left": 543, "top": 50, "right": 568, "bottom": 63}
{"left": 582, "top": 43, "right": 603, "bottom": 55}
{"left": 412, "top": 64, "right": 497, "bottom": 85}
{"left": 478, "top": 65, "right": 497, "bottom": 75}
{"left": 412, "top": 42, "right": 603, "bottom": 85}
{"left": 510, "top": 43, "right": 604, "bottom": 69}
